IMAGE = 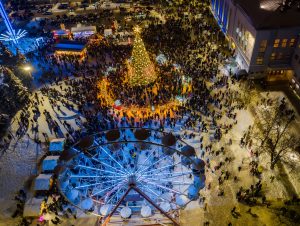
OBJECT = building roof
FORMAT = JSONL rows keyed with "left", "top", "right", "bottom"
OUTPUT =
{"left": 71, "top": 25, "right": 97, "bottom": 33}
{"left": 235, "top": 0, "right": 300, "bottom": 29}
{"left": 54, "top": 41, "right": 86, "bottom": 52}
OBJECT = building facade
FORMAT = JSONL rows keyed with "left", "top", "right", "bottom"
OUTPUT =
{"left": 210, "top": 0, "right": 300, "bottom": 93}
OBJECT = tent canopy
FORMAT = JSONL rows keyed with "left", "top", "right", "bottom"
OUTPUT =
{"left": 49, "top": 138, "right": 65, "bottom": 152}
{"left": 42, "top": 156, "right": 60, "bottom": 172}
{"left": 23, "top": 198, "right": 44, "bottom": 217}
{"left": 34, "top": 174, "right": 52, "bottom": 191}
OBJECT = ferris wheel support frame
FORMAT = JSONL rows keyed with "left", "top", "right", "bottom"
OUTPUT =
{"left": 101, "top": 183, "right": 180, "bottom": 226}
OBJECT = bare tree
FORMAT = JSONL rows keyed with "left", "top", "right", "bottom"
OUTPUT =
{"left": 251, "top": 98, "right": 300, "bottom": 169}
{"left": 237, "top": 78, "right": 258, "bottom": 107}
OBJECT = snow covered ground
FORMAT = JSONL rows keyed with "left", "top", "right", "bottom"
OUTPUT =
{"left": 0, "top": 76, "right": 300, "bottom": 225}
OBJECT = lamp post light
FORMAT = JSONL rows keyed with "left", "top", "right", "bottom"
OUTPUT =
{"left": 23, "top": 65, "right": 32, "bottom": 78}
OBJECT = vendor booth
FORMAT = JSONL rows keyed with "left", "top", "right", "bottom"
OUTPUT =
{"left": 42, "top": 156, "right": 60, "bottom": 173}
{"left": 53, "top": 29, "right": 71, "bottom": 40}
{"left": 34, "top": 174, "right": 52, "bottom": 191}
{"left": 23, "top": 198, "right": 44, "bottom": 217}
{"left": 54, "top": 41, "right": 87, "bottom": 59}
{"left": 71, "top": 25, "right": 97, "bottom": 39}
{"left": 49, "top": 138, "right": 65, "bottom": 153}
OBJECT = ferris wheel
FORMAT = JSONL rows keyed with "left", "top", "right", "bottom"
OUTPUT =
{"left": 57, "top": 128, "right": 206, "bottom": 225}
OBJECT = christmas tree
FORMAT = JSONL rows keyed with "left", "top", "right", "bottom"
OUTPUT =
{"left": 127, "top": 26, "right": 156, "bottom": 86}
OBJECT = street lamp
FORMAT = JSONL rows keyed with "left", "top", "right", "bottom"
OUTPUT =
{"left": 22, "top": 65, "right": 33, "bottom": 78}
{"left": 23, "top": 65, "right": 31, "bottom": 71}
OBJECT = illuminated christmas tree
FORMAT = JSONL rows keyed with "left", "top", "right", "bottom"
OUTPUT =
{"left": 127, "top": 26, "right": 156, "bottom": 86}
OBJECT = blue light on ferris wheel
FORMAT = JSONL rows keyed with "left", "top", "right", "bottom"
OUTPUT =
{"left": 0, "top": 1, "right": 27, "bottom": 44}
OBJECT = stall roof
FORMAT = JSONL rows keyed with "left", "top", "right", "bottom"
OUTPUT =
{"left": 34, "top": 174, "right": 52, "bottom": 191}
{"left": 49, "top": 138, "right": 65, "bottom": 152}
{"left": 42, "top": 156, "right": 60, "bottom": 172}
{"left": 71, "top": 25, "right": 97, "bottom": 33}
{"left": 53, "top": 29, "right": 70, "bottom": 35}
{"left": 54, "top": 41, "right": 87, "bottom": 52}
{"left": 23, "top": 198, "right": 44, "bottom": 217}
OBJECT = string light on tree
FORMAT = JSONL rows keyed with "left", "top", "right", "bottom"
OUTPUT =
{"left": 127, "top": 25, "right": 156, "bottom": 87}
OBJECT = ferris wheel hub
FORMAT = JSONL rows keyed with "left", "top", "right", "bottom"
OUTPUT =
{"left": 128, "top": 174, "right": 137, "bottom": 187}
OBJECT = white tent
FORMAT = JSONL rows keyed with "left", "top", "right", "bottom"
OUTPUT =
{"left": 104, "top": 29, "right": 113, "bottom": 37}
{"left": 23, "top": 198, "right": 43, "bottom": 217}
{"left": 34, "top": 174, "right": 52, "bottom": 191}
{"left": 42, "top": 156, "right": 60, "bottom": 172}
{"left": 49, "top": 138, "right": 65, "bottom": 152}
{"left": 71, "top": 25, "right": 97, "bottom": 38}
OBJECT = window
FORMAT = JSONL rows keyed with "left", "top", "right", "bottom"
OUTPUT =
{"left": 273, "top": 39, "right": 280, "bottom": 48}
{"left": 270, "top": 52, "right": 276, "bottom": 60}
{"left": 258, "top": 52, "right": 265, "bottom": 57}
{"left": 277, "top": 52, "right": 283, "bottom": 60}
{"left": 290, "top": 38, "right": 296, "bottom": 47}
{"left": 256, "top": 57, "right": 264, "bottom": 65}
{"left": 259, "top": 40, "right": 267, "bottom": 52}
{"left": 281, "top": 39, "right": 288, "bottom": 48}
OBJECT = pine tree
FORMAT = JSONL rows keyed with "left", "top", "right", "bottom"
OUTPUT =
{"left": 127, "top": 26, "right": 156, "bottom": 87}
{"left": 0, "top": 67, "right": 29, "bottom": 115}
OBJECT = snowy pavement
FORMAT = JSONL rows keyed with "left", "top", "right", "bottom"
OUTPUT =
{"left": 1, "top": 78, "right": 300, "bottom": 225}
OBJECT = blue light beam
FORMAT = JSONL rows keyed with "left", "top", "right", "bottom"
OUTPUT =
{"left": 0, "top": 1, "right": 27, "bottom": 44}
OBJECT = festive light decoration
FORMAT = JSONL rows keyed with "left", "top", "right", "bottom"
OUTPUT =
{"left": 0, "top": 1, "right": 27, "bottom": 44}
{"left": 127, "top": 26, "right": 156, "bottom": 87}
{"left": 97, "top": 78, "right": 114, "bottom": 106}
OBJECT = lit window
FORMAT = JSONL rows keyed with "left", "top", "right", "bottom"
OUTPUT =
{"left": 256, "top": 57, "right": 264, "bottom": 65}
{"left": 289, "top": 38, "right": 296, "bottom": 47}
{"left": 270, "top": 52, "right": 276, "bottom": 60}
{"left": 273, "top": 39, "right": 280, "bottom": 48}
{"left": 259, "top": 40, "right": 267, "bottom": 52}
{"left": 281, "top": 39, "right": 288, "bottom": 48}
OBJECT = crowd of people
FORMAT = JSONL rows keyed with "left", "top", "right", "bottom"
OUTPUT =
{"left": 1, "top": 1, "right": 299, "bottom": 226}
